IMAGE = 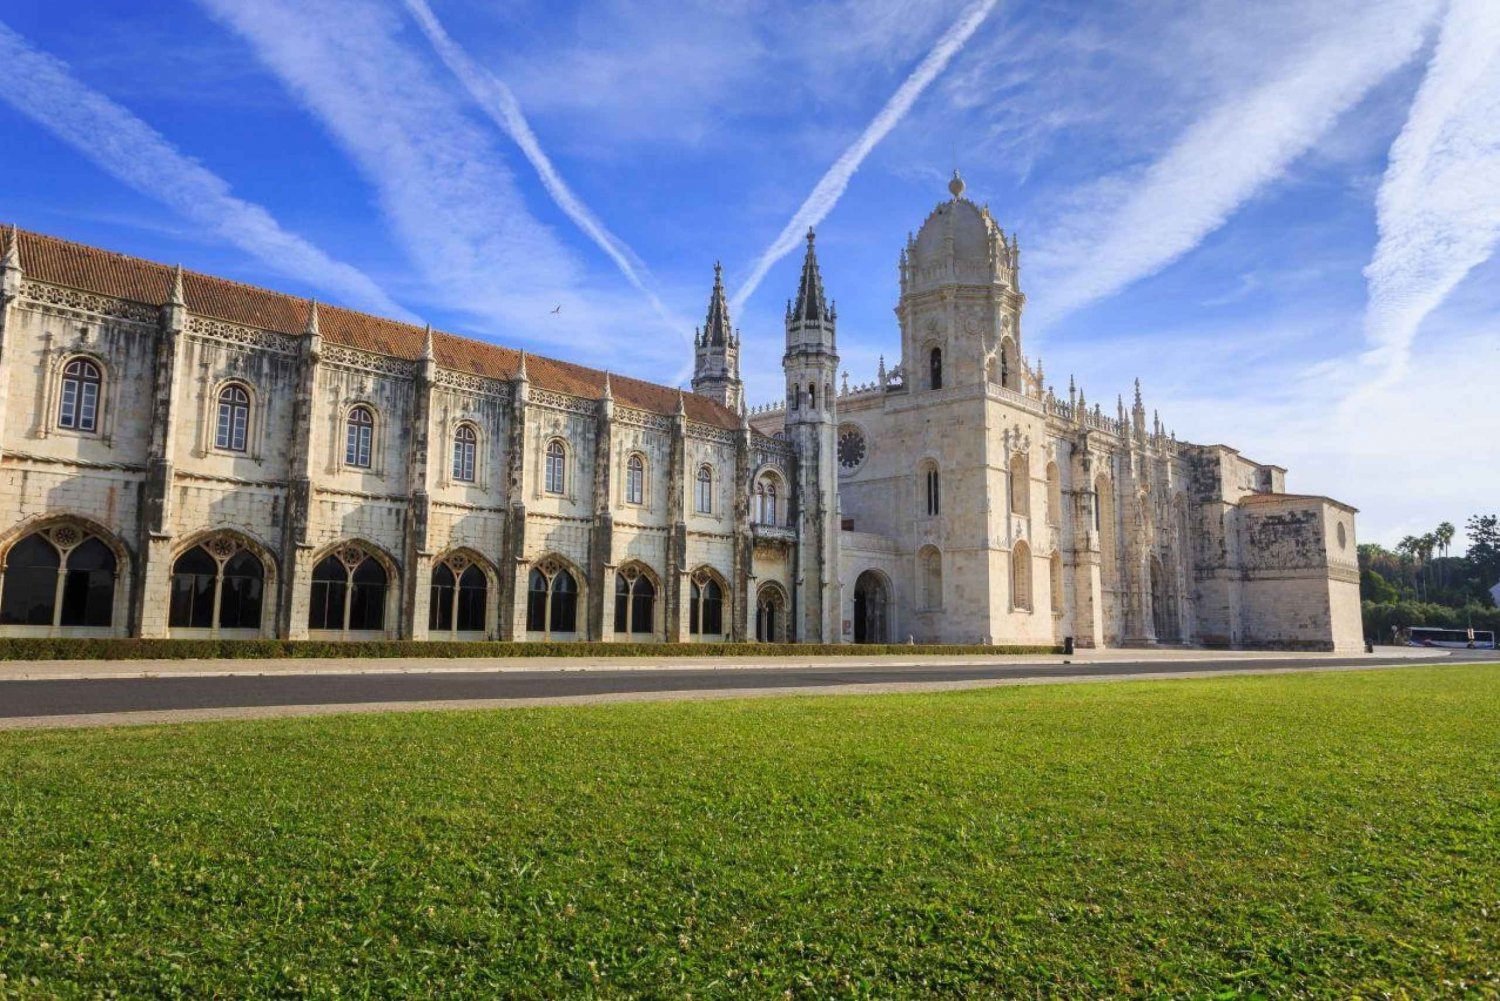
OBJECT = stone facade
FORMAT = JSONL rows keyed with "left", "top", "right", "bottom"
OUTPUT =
{"left": 0, "top": 178, "right": 1362, "bottom": 650}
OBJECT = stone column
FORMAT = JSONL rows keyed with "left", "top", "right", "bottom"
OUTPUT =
{"left": 279, "top": 301, "right": 322, "bottom": 640}
{"left": 136, "top": 268, "right": 188, "bottom": 638}
{"left": 665, "top": 396, "right": 687, "bottom": 642}
{"left": 730, "top": 418, "right": 752, "bottom": 642}
{"left": 0, "top": 228, "right": 23, "bottom": 462}
{"left": 401, "top": 329, "right": 438, "bottom": 641}
{"left": 587, "top": 378, "right": 614, "bottom": 640}
{"left": 498, "top": 355, "right": 529, "bottom": 640}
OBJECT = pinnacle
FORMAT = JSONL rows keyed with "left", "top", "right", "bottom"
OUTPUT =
{"left": 701, "top": 261, "right": 733, "bottom": 346}
{"left": 2, "top": 224, "right": 18, "bottom": 268}
{"left": 305, "top": 298, "right": 321, "bottom": 336}
{"left": 791, "top": 226, "right": 830, "bottom": 325}
{"left": 168, "top": 263, "right": 186, "bottom": 306}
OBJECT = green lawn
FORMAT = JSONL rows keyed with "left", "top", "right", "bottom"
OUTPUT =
{"left": 2, "top": 667, "right": 1497, "bottom": 997}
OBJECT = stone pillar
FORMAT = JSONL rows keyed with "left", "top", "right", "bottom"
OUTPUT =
{"left": 136, "top": 268, "right": 188, "bottom": 638}
{"left": 665, "top": 396, "right": 687, "bottom": 642}
{"left": 588, "top": 379, "right": 614, "bottom": 640}
{"left": 278, "top": 301, "right": 322, "bottom": 640}
{"left": 0, "top": 228, "right": 23, "bottom": 462}
{"left": 730, "top": 418, "right": 752, "bottom": 642}
{"left": 498, "top": 356, "right": 529, "bottom": 640}
{"left": 401, "top": 330, "right": 438, "bottom": 641}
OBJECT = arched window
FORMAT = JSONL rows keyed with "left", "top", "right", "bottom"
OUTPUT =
{"left": 788, "top": 384, "right": 798, "bottom": 411}
{"left": 922, "top": 463, "right": 940, "bottom": 517}
{"left": 309, "top": 546, "right": 387, "bottom": 632}
{"left": 689, "top": 571, "right": 725, "bottom": 636}
{"left": 1046, "top": 462, "right": 1062, "bottom": 526}
{"left": 1009, "top": 453, "right": 1030, "bottom": 518}
{"left": 755, "top": 583, "right": 787, "bottom": 643}
{"left": 695, "top": 465, "right": 713, "bottom": 514}
{"left": 613, "top": 565, "right": 657, "bottom": 636}
{"left": 625, "top": 454, "right": 645, "bottom": 506}
{"left": 929, "top": 347, "right": 943, "bottom": 390}
{"left": 215, "top": 384, "right": 251, "bottom": 452}
{"left": 918, "top": 546, "right": 943, "bottom": 611}
{"left": 169, "top": 537, "right": 265, "bottom": 631}
{"left": 345, "top": 406, "right": 375, "bottom": 468}
{"left": 430, "top": 556, "right": 487, "bottom": 635}
{"left": 754, "top": 475, "right": 781, "bottom": 526}
{"left": 0, "top": 527, "right": 116, "bottom": 628}
{"left": 544, "top": 440, "right": 566, "bottom": 495}
{"left": 58, "top": 358, "right": 102, "bottom": 432}
{"left": 526, "top": 562, "right": 579, "bottom": 635}
{"left": 1012, "top": 541, "right": 1032, "bottom": 612}
{"left": 1000, "top": 337, "right": 1020, "bottom": 391}
{"left": 452, "top": 424, "right": 478, "bottom": 483}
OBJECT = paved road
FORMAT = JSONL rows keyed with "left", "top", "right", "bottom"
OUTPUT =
{"left": 0, "top": 652, "right": 1478, "bottom": 720}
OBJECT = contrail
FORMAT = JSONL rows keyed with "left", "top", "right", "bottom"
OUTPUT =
{"left": 732, "top": 0, "right": 1001, "bottom": 312}
{"left": 0, "top": 19, "right": 414, "bottom": 321}
{"left": 402, "top": 0, "right": 688, "bottom": 335}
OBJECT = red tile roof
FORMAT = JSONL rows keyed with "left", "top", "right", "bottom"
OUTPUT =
{"left": 2, "top": 226, "right": 741, "bottom": 429}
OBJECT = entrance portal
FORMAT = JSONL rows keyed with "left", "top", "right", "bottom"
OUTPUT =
{"left": 853, "top": 570, "right": 889, "bottom": 644}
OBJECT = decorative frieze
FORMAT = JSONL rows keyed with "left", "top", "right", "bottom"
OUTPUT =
{"left": 322, "top": 344, "right": 418, "bottom": 377}
{"left": 20, "top": 281, "right": 157, "bottom": 325}
{"left": 185, "top": 315, "right": 299, "bottom": 356}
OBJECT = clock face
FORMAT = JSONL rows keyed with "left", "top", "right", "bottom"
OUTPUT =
{"left": 837, "top": 424, "right": 866, "bottom": 472}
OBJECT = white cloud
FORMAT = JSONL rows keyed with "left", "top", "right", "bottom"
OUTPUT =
{"left": 1360, "top": 0, "right": 1500, "bottom": 380}
{"left": 0, "top": 18, "right": 413, "bottom": 321}
{"left": 1028, "top": 0, "right": 1440, "bottom": 329}
{"left": 732, "top": 0, "right": 1001, "bottom": 311}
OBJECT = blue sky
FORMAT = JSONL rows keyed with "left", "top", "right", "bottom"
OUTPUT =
{"left": 2, "top": 0, "right": 1497, "bottom": 546}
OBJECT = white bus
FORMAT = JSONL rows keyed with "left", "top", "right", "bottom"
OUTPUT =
{"left": 1405, "top": 626, "right": 1496, "bottom": 649}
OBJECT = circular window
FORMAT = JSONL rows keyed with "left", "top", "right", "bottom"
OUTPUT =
{"left": 1336, "top": 522, "right": 1347, "bottom": 550}
{"left": 837, "top": 424, "right": 867, "bottom": 474}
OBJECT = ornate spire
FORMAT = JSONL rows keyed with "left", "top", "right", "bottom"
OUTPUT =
{"left": 422, "top": 323, "right": 436, "bottom": 361}
{"left": 675, "top": 388, "right": 687, "bottom": 417}
{"left": 1133, "top": 377, "right": 1144, "bottom": 411}
{"left": 2, "top": 225, "right": 19, "bottom": 270}
{"left": 516, "top": 349, "right": 529, "bottom": 381}
{"left": 791, "top": 227, "right": 830, "bottom": 324}
{"left": 602, "top": 370, "right": 612, "bottom": 400}
{"left": 169, "top": 264, "right": 186, "bottom": 307}
{"left": 304, "top": 298, "right": 320, "bottom": 336}
{"left": 701, "top": 261, "right": 734, "bottom": 346}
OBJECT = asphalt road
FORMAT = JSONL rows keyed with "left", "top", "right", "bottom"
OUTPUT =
{"left": 0, "top": 652, "right": 1480, "bottom": 720}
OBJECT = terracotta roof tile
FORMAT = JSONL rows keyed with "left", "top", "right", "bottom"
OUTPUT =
{"left": 3, "top": 226, "right": 741, "bottom": 429}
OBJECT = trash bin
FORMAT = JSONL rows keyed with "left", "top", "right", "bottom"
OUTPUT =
{"left": 1063, "top": 636, "right": 1075, "bottom": 656}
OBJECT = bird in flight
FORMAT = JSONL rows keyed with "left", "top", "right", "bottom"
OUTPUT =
{"left": 551, "top": 304, "right": 562, "bottom": 314}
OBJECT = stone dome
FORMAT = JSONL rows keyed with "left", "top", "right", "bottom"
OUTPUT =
{"left": 904, "top": 177, "right": 1016, "bottom": 293}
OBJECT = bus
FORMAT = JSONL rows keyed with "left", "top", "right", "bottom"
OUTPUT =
{"left": 1405, "top": 626, "right": 1496, "bottom": 649}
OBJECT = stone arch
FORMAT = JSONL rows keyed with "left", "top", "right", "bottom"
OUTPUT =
{"left": 613, "top": 559, "right": 662, "bottom": 639}
{"left": 0, "top": 514, "right": 131, "bottom": 636}
{"left": 688, "top": 565, "right": 730, "bottom": 639}
{"left": 430, "top": 547, "right": 498, "bottom": 639}
{"left": 752, "top": 467, "right": 786, "bottom": 526}
{"left": 526, "top": 552, "right": 587, "bottom": 639}
{"left": 307, "top": 538, "right": 401, "bottom": 637}
{"left": 168, "top": 527, "right": 280, "bottom": 638}
{"left": 853, "top": 568, "right": 892, "bottom": 644}
{"left": 755, "top": 580, "right": 789, "bottom": 643}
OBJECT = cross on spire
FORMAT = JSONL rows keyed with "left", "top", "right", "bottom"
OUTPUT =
{"left": 699, "top": 261, "right": 735, "bottom": 347}
{"left": 790, "top": 227, "right": 832, "bottom": 325}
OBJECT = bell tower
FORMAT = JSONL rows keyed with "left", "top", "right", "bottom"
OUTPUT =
{"left": 782, "top": 228, "right": 841, "bottom": 642}
{"left": 691, "top": 262, "right": 743, "bottom": 413}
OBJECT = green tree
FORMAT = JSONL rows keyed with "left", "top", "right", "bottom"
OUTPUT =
{"left": 1467, "top": 515, "right": 1500, "bottom": 595}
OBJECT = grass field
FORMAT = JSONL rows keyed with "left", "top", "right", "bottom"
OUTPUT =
{"left": 1, "top": 666, "right": 1497, "bottom": 997}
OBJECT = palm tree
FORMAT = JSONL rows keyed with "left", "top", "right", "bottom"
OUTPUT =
{"left": 1397, "top": 536, "right": 1421, "bottom": 599}
{"left": 1436, "top": 522, "right": 1456, "bottom": 587}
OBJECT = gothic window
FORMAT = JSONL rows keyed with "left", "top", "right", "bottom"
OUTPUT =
{"left": 309, "top": 547, "right": 387, "bottom": 632}
{"left": 755, "top": 582, "right": 787, "bottom": 643}
{"left": 1012, "top": 541, "right": 1032, "bottom": 612}
{"left": 526, "top": 562, "right": 579, "bottom": 634}
{"left": 215, "top": 384, "right": 251, "bottom": 452}
{"left": 625, "top": 454, "right": 645, "bottom": 506}
{"left": 0, "top": 527, "right": 116, "bottom": 628}
{"left": 1009, "top": 453, "right": 1030, "bottom": 518}
{"left": 918, "top": 546, "right": 943, "bottom": 611}
{"left": 544, "top": 440, "right": 566, "bottom": 495}
{"left": 58, "top": 358, "right": 102, "bottom": 432}
{"left": 808, "top": 382, "right": 817, "bottom": 410}
{"left": 169, "top": 536, "right": 264, "bottom": 631}
{"left": 695, "top": 465, "right": 713, "bottom": 514}
{"left": 430, "top": 556, "right": 487, "bottom": 635}
{"left": 837, "top": 424, "right": 866, "bottom": 473}
{"left": 1000, "top": 337, "right": 1020, "bottom": 391}
{"left": 754, "top": 474, "right": 781, "bottom": 526}
{"left": 929, "top": 348, "right": 943, "bottom": 390}
{"left": 613, "top": 565, "right": 657, "bottom": 635}
{"left": 1046, "top": 462, "right": 1062, "bottom": 526}
{"left": 452, "top": 424, "right": 478, "bottom": 483}
{"left": 689, "top": 571, "right": 725, "bottom": 636}
{"left": 345, "top": 406, "right": 375, "bottom": 469}
{"left": 921, "top": 463, "right": 940, "bottom": 517}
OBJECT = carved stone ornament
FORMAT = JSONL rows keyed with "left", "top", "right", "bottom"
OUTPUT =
{"left": 336, "top": 545, "right": 369, "bottom": 569}
{"left": 47, "top": 525, "right": 84, "bottom": 549}
{"left": 204, "top": 534, "right": 241, "bottom": 560}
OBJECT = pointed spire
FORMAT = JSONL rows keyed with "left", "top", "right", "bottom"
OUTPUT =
{"left": 1133, "top": 377, "right": 1144, "bottom": 411}
{"left": 791, "top": 227, "right": 830, "bottom": 324}
{"left": 676, "top": 388, "right": 687, "bottom": 417}
{"left": 304, "top": 298, "right": 320, "bottom": 336}
{"left": 516, "top": 349, "right": 529, "bottom": 381}
{"left": 702, "top": 261, "right": 733, "bottom": 346}
{"left": 422, "top": 323, "right": 436, "bottom": 361}
{"left": 169, "top": 264, "right": 186, "bottom": 307}
{"left": 602, "top": 370, "right": 612, "bottom": 400}
{"left": 2, "top": 224, "right": 19, "bottom": 270}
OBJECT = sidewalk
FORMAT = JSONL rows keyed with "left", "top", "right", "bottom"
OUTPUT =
{"left": 0, "top": 646, "right": 1441, "bottom": 682}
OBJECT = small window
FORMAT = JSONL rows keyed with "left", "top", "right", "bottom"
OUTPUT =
{"left": 215, "top": 385, "right": 251, "bottom": 452}
{"left": 626, "top": 454, "right": 645, "bottom": 505}
{"left": 544, "top": 440, "right": 566, "bottom": 495}
{"left": 695, "top": 465, "right": 713, "bottom": 514}
{"left": 1012, "top": 542, "right": 1032, "bottom": 612}
{"left": 452, "top": 425, "right": 478, "bottom": 482}
{"left": 58, "top": 358, "right": 102, "bottom": 432}
{"left": 755, "top": 478, "right": 780, "bottom": 526}
{"left": 924, "top": 465, "right": 940, "bottom": 517}
{"left": 345, "top": 406, "right": 375, "bottom": 468}
{"left": 929, "top": 348, "right": 943, "bottom": 391}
